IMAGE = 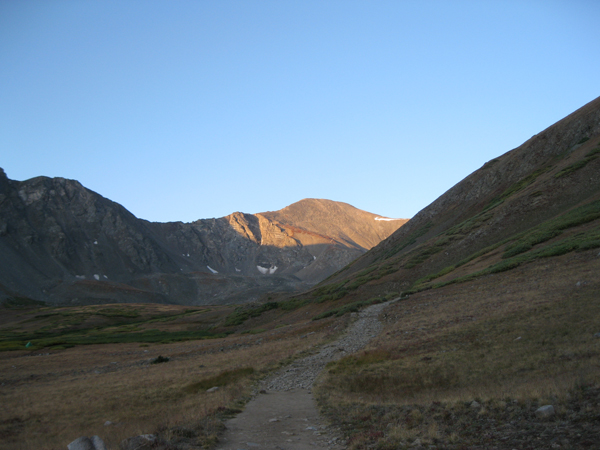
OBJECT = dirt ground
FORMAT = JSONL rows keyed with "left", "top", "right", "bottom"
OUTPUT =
{"left": 216, "top": 389, "right": 345, "bottom": 450}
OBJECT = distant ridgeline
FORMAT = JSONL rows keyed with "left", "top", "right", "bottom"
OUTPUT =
{"left": 0, "top": 177, "right": 406, "bottom": 306}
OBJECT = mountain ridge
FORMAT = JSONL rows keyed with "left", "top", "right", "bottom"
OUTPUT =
{"left": 0, "top": 174, "right": 405, "bottom": 305}
{"left": 307, "top": 95, "right": 600, "bottom": 301}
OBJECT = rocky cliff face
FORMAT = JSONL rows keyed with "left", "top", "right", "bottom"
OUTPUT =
{"left": 0, "top": 174, "right": 405, "bottom": 305}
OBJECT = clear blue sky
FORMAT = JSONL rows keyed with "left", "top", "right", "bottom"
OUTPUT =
{"left": 1, "top": 1, "right": 599, "bottom": 223}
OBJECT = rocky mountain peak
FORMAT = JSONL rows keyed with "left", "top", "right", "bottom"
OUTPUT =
{"left": 0, "top": 175, "right": 406, "bottom": 305}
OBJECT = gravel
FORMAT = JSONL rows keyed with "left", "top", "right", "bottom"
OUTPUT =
{"left": 261, "top": 300, "right": 393, "bottom": 391}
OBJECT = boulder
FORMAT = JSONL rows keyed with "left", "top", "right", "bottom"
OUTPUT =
{"left": 67, "top": 435, "right": 107, "bottom": 450}
{"left": 67, "top": 437, "right": 93, "bottom": 450}
{"left": 535, "top": 404, "right": 555, "bottom": 419}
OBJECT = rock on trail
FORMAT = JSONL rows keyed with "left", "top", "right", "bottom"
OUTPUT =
{"left": 215, "top": 300, "right": 394, "bottom": 450}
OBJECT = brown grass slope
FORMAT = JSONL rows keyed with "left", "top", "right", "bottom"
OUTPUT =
{"left": 307, "top": 95, "right": 600, "bottom": 449}
{"left": 0, "top": 300, "right": 349, "bottom": 449}
{"left": 315, "top": 251, "right": 600, "bottom": 449}
{"left": 310, "top": 95, "right": 600, "bottom": 301}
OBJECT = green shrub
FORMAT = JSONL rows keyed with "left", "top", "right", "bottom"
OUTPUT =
{"left": 502, "top": 200, "right": 600, "bottom": 259}
{"left": 151, "top": 355, "right": 170, "bottom": 364}
{"left": 555, "top": 159, "right": 591, "bottom": 178}
{"left": 485, "top": 167, "right": 550, "bottom": 211}
{"left": 279, "top": 297, "right": 310, "bottom": 311}
{"left": 578, "top": 240, "right": 600, "bottom": 251}
{"left": 1, "top": 297, "right": 46, "bottom": 309}
{"left": 316, "top": 289, "right": 349, "bottom": 303}
{"left": 313, "top": 281, "right": 348, "bottom": 298}
{"left": 381, "top": 222, "right": 433, "bottom": 259}
{"left": 312, "top": 298, "right": 383, "bottom": 321}
{"left": 585, "top": 146, "right": 600, "bottom": 158}
{"left": 445, "top": 211, "right": 493, "bottom": 236}
{"left": 404, "top": 238, "right": 450, "bottom": 269}
{"left": 223, "top": 302, "right": 279, "bottom": 327}
{"left": 0, "top": 329, "right": 229, "bottom": 351}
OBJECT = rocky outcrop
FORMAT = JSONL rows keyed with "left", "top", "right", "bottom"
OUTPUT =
{"left": 0, "top": 172, "right": 405, "bottom": 305}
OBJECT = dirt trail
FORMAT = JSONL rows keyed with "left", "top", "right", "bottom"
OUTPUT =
{"left": 215, "top": 300, "right": 394, "bottom": 450}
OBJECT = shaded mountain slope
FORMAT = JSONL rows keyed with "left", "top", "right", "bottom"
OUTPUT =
{"left": 0, "top": 174, "right": 404, "bottom": 305}
{"left": 307, "top": 95, "right": 600, "bottom": 301}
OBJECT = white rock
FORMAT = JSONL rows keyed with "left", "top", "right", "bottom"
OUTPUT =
{"left": 67, "top": 435, "right": 107, "bottom": 450}
{"left": 535, "top": 404, "right": 555, "bottom": 419}
{"left": 67, "top": 437, "right": 93, "bottom": 450}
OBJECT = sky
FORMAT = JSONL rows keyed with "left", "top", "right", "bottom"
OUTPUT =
{"left": 1, "top": 1, "right": 599, "bottom": 223}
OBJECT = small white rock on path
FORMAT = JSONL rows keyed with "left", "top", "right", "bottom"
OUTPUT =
{"left": 215, "top": 300, "right": 394, "bottom": 450}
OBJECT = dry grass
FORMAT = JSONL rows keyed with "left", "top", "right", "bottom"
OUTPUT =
{"left": 2, "top": 249, "right": 599, "bottom": 449}
{"left": 0, "top": 305, "right": 342, "bottom": 450}
{"left": 315, "top": 249, "right": 600, "bottom": 448}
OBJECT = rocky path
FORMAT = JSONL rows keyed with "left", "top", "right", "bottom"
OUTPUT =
{"left": 215, "top": 300, "right": 393, "bottom": 450}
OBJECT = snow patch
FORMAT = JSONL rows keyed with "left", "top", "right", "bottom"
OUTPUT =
{"left": 76, "top": 275, "right": 86, "bottom": 280}
{"left": 207, "top": 266, "right": 218, "bottom": 274}
{"left": 103, "top": 275, "right": 108, "bottom": 279}
{"left": 313, "top": 255, "right": 317, "bottom": 260}
{"left": 93, "top": 274, "right": 100, "bottom": 281}
{"left": 235, "top": 268, "right": 241, "bottom": 272}
{"left": 257, "top": 265, "right": 278, "bottom": 275}
{"left": 93, "top": 240, "right": 98, "bottom": 245}
{"left": 375, "top": 217, "right": 403, "bottom": 221}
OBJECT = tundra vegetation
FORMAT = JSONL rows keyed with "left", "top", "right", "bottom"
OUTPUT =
{"left": 314, "top": 251, "right": 600, "bottom": 449}
{"left": 1, "top": 246, "right": 598, "bottom": 449}
{"left": 0, "top": 301, "right": 347, "bottom": 449}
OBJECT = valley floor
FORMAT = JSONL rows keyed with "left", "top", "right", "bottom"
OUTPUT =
{"left": 1, "top": 250, "right": 598, "bottom": 450}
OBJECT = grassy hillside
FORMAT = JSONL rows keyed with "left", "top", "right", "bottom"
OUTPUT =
{"left": 315, "top": 250, "right": 600, "bottom": 448}
{"left": 297, "top": 96, "right": 600, "bottom": 311}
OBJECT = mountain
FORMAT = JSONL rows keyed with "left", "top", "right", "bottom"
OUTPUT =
{"left": 0, "top": 174, "right": 405, "bottom": 305}
{"left": 304, "top": 95, "right": 600, "bottom": 301}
